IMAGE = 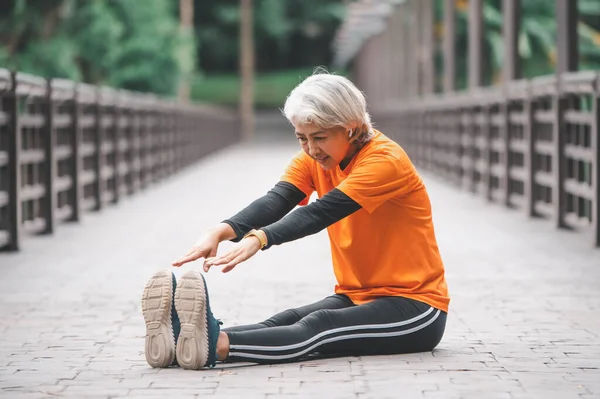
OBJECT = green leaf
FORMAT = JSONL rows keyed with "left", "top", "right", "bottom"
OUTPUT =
{"left": 214, "top": 5, "right": 239, "bottom": 25}
{"left": 487, "top": 30, "right": 505, "bottom": 70}
{"left": 482, "top": 2, "right": 503, "bottom": 29}
{"left": 16, "top": 36, "right": 80, "bottom": 80}
{"left": 256, "top": 0, "right": 294, "bottom": 39}
{"left": 522, "top": 17, "right": 556, "bottom": 56}
{"left": 521, "top": 0, "right": 554, "bottom": 18}
{"left": 579, "top": 0, "right": 600, "bottom": 16}
{"left": 578, "top": 21, "right": 600, "bottom": 46}
{"left": 518, "top": 30, "right": 532, "bottom": 59}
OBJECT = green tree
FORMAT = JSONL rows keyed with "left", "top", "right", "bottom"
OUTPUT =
{"left": 0, "top": 0, "right": 195, "bottom": 95}
{"left": 194, "top": 0, "right": 345, "bottom": 73}
{"left": 434, "top": 0, "right": 600, "bottom": 91}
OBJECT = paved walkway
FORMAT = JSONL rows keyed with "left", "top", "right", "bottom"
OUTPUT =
{"left": 1, "top": 115, "right": 599, "bottom": 399}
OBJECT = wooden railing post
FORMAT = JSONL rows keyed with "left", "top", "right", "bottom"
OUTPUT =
{"left": 501, "top": 95, "right": 511, "bottom": 206}
{"left": 554, "top": 86, "right": 567, "bottom": 229}
{"left": 138, "top": 97, "right": 147, "bottom": 190}
{"left": 43, "top": 79, "right": 56, "bottom": 234}
{"left": 150, "top": 104, "right": 159, "bottom": 182}
{"left": 127, "top": 93, "right": 138, "bottom": 194}
{"left": 6, "top": 72, "right": 21, "bottom": 250}
{"left": 159, "top": 104, "right": 167, "bottom": 177}
{"left": 166, "top": 104, "right": 173, "bottom": 174}
{"left": 92, "top": 87, "right": 103, "bottom": 211}
{"left": 184, "top": 109, "right": 191, "bottom": 167}
{"left": 111, "top": 90, "right": 121, "bottom": 203}
{"left": 524, "top": 85, "right": 536, "bottom": 218}
{"left": 593, "top": 77, "right": 600, "bottom": 246}
{"left": 168, "top": 103, "right": 176, "bottom": 176}
{"left": 482, "top": 97, "right": 493, "bottom": 202}
{"left": 70, "top": 84, "right": 82, "bottom": 222}
{"left": 165, "top": 104, "right": 171, "bottom": 176}
{"left": 145, "top": 99, "right": 152, "bottom": 186}
{"left": 453, "top": 108, "right": 462, "bottom": 185}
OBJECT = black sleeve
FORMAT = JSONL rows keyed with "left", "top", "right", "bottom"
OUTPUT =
{"left": 261, "top": 188, "right": 361, "bottom": 249}
{"left": 222, "top": 181, "right": 307, "bottom": 242}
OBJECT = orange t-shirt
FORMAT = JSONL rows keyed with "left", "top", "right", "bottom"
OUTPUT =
{"left": 281, "top": 130, "right": 449, "bottom": 312}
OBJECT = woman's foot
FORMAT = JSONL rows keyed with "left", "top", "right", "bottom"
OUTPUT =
{"left": 141, "top": 269, "right": 177, "bottom": 368}
{"left": 174, "top": 270, "right": 221, "bottom": 370}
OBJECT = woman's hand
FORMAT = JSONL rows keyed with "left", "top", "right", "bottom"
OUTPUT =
{"left": 204, "top": 236, "right": 261, "bottom": 273}
{"left": 172, "top": 224, "right": 236, "bottom": 268}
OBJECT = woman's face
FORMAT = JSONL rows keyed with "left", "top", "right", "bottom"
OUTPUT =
{"left": 294, "top": 123, "right": 354, "bottom": 171}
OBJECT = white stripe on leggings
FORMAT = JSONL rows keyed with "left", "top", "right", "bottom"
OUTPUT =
{"left": 228, "top": 309, "right": 440, "bottom": 360}
{"left": 229, "top": 306, "right": 434, "bottom": 352}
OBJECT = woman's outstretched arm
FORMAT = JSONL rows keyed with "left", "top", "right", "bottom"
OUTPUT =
{"left": 203, "top": 189, "right": 361, "bottom": 272}
{"left": 172, "top": 181, "right": 305, "bottom": 267}
{"left": 222, "top": 181, "right": 307, "bottom": 241}
{"left": 261, "top": 189, "right": 361, "bottom": 248}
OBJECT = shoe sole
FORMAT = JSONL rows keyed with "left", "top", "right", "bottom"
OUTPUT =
{"left": 141, "top": 269, "right": 175, "bottom": 368}
{"left": 174, "top": 270, "right": 208, "bottom": 370}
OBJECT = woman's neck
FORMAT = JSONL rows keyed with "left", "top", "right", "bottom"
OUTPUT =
{"left": 339, "top": 142, "right": 362, "bottom": 170}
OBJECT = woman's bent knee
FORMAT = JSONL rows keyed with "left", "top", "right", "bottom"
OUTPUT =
{"left": 428, "top": 310, "right": 447, "bottom": 350}
{"left": 262, "top": 308, "right": 302, "bottom": 327}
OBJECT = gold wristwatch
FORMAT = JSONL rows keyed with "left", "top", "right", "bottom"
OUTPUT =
{"left": 243, "top": 229, "right": 268, "bottom": 249}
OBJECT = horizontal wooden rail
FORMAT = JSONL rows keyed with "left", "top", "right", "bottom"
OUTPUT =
{"left": 374, "top": 71, "right": 600, "bottom": 247}
{"left": 0, "top": 69, "right": 240, "bottom": 251}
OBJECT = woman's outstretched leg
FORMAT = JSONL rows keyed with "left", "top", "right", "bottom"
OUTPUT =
{"left": 223, "top": 294, "right": 354, "bottom": 333}
{"left": 224, "top": 296, "right": 446, "bottom": 364}
{"left": 172, "top": 269, "right": 446, "bottom": 369}
{"left": 171, "top": 269, "right": 354, "bottom": 369}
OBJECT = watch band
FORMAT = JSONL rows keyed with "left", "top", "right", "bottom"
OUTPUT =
{"left": 243, "top": 229, "right": 268, "bottom": 249}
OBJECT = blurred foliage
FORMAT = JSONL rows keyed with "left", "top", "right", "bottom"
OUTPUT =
{"left": 0, "top": 0, "right": 343, "bottom": 97}
{"left": 191, "top": 67, "right": 316, "bottom": 108}
{"left": 434, "top": 0, "right": 600, "bottom": 91}
{"left": 0, "top": 0, "right": 194, "bottom": 95}
{"left": 191, "top": 0, "right": 345, "bottom": 105}
{"left": 194, "top": 0, "right": 344, "bottom": 73}
{"left": 2, "top": 0, "right": 598, "bottom": 101}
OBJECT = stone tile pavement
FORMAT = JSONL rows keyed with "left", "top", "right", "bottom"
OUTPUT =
{"left": 0, "top": 131, "right": 599, "bottom": 398}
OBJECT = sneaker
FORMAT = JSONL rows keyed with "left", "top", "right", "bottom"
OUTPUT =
{"left": 141, "top": 269, "right": 178, "bottom": 368}
{"left": 174, "top": 270, "right": 221, "bottom": 370}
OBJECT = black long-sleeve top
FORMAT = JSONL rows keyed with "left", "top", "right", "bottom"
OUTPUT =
{"left": 222, "top": 181, "right": 361, "bottom": 249}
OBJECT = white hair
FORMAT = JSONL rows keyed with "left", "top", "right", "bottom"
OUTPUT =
{"left": 282, "top": 70, "right": 374, "bottom": 144}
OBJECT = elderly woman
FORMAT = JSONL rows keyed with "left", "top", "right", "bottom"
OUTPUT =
{"left": 141, "top": 72, "right": 449, "bottom": 370}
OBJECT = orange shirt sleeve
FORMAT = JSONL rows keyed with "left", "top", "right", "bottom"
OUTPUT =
{"left": 337, "top": 153, "right": 419, "bottom": 213}
{"left": 280, "top": 151, "right": 315, "bottom": 206}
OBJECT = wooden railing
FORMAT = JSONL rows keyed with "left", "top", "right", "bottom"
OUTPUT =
{"left": 375, "top": 71, "right": 600, "bottom": 247}
{"left": 0, "top": 69, "right": 240, "bottom": 251}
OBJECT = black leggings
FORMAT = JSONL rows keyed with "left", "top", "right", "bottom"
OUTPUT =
{"left": 223, "top": 295, "right": 447, "bottom": 364}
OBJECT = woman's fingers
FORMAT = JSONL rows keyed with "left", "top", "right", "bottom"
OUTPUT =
{"left": 218, "top": 254, "right": 243, "bottom": 273}
{"left": 172, "top": 255, "right": 190, "bottom": 267}
{"left": 221, "top": 260, "right": 240, "bottom": 273}
{"left": 201, "top": 246, "right": 220, "bottom": 271}
{"left": 203, "top": 255, "right": 226, "bottom": 272}
{"left": 204, "top": 250, "right": 241, "bottom": 271}
{"left": 172, "top": 249, "right": 201, "bottom": 267}
{"left": 220, "top": 250, "right": 253, "bottom": 272}
{"left": 203, "top": 240, "right": 257, "bottom": 273}
{"left": 208, "top": 253, "right": 235, "bottom": 266}
{"left": 203, "top": 257, "right": 214, "bottom": 272}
